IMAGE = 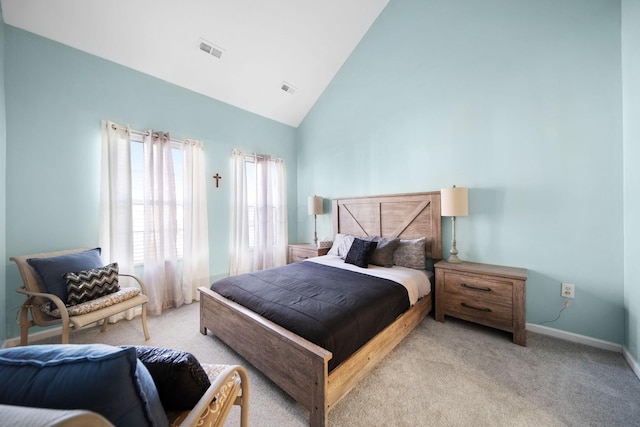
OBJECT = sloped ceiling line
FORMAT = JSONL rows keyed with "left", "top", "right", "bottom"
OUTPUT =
{"left": 0, "top": 0, "right": 389, "bottom": 127}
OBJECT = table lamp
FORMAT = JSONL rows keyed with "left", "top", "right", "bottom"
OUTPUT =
{"left": 441, "top": 186, "right": 468, "bottom": 263}
{"left": 308, "top": 195, "right": 323, "bottom": 246}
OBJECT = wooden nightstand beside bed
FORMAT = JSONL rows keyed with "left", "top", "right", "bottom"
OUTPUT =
{"left": 434, "top": 260, "right": 528, "bottom": 346}
{"left": 288, "top": 244, "right": 330, "bottom": 264}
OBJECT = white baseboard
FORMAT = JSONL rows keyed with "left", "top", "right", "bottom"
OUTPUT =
{"left": 622, "top": 346, "right": 640, "bottom": 380}
{"left": 2, "top": 326, "right": 64, "bottom": 348}
{"left": 526, "top": 323, "right": 622, "bottom": 353}
{"left": 1, "top": 307, "right": 143, "bottom": 349}
{"left": 526, "top": 323, "right": 640, "bottom": 380}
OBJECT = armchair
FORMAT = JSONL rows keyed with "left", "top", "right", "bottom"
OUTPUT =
{"left": 11, "top": 248, "right": 150, "bottom": 345}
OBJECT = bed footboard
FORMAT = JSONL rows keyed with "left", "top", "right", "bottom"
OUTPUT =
{"left": 199, "top": 286, "right": 432, "bottom": 427}
{"left": 198, "top": 286, "right": 332, "bottom": 426}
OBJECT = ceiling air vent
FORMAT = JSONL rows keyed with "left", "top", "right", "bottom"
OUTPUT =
{"left": 281, "top": 81, "right": 296, "bottom": 95}
{"left": 199, "top": 38, "right": 224, "bottom": 59}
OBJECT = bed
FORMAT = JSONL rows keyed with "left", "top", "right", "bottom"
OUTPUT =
{"left": 198, "top": 192, "right": 442, "bottom": 426}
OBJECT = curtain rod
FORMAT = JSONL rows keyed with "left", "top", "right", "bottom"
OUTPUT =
{"left": 232, "top": 148, "right": 282, "bottom": 161}
{"left": 110, "top": 123, "right": 201, "bottom": 146}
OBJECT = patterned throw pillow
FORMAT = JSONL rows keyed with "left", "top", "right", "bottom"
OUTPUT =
{"left": 393, "top": 238, "right": 426, "bottom": 270}
{"left": 64, "top": 263, "right": 120, "bottom": 306}
{"left": 40, "top": 287, "right": 140, "bottom": 318}
{"left": 327, "top": 233, "right": 356, "bottom": 259}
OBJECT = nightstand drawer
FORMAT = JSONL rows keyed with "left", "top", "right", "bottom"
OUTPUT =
{"left": 287, "top": 244, "right": 330, "bottom": 264}
{"left": 290, "top": 249, "right": 314, "bottom": 263}
{"left": 443, "top": 292, "right": 513, "bottom": 327}
{"left": 443, "top": 272, "right": 513, "bottom": 305}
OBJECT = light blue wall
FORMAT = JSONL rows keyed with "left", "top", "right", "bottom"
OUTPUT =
{"left": 1, "top": 1, "right": 634, "bottom": 351}
{"left": 623, "top": 0, "right": 640, "bottom": 365}
{"left": 2, "top": 26, "right": 297, "bottom": 340}
{"left": 297, "top": 0, "right": 625, "bottom": 344}
{"left": 0, "top": 8, "right": 7, "bottom": 342}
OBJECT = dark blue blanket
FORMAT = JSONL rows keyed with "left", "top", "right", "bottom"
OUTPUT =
{"left": 211, "top": 261, "right": 409, "bottom": 371}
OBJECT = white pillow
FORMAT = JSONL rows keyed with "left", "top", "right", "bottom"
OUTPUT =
{"left": 327, "top": 234, "right": 355, "bottom": 259}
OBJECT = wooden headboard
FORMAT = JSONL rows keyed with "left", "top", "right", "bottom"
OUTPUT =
{"left": 331, "top": 192, "right": 442, "bottom": 260}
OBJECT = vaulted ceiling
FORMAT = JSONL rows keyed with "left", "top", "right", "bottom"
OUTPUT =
{"left": 1, "top": 0, "right": 389, "bottom": 127}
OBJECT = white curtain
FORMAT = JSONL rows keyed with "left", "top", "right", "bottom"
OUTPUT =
{"left": 230, "top": 150, "right": 251, "bottom": 275}
{"left": 101, "top": 121, "right": 210, "bottom": 317}
{"left": 99, "top": 121, "right": 137, "bottom": 321}
{"left": 258, "top": 156, "right": 287, "bottom": 269}
{"left": 230, "top": 149, "right": 287, "bottom": 275}
{"left": 100, "top": 121, "right": 134, "bottom": 274}
{"left": 142, "top": 131, "right": 180, "bottom": 315}
{"left": 182, "top": 140, "right": 210, "bottom": 303}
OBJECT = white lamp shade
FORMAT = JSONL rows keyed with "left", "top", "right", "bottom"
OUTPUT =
{"left": 441, "top": 187, "right": 468, "bottom": 217}
{"left": 308, "top": 196, "right": 323, "bottom": 215}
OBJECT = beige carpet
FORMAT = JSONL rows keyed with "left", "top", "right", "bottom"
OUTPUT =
{"left": 31, "top": 302, "right": 640, "bottom": 426}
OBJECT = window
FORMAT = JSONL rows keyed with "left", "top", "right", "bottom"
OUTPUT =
{"left": 244, "top": 155, "right": 282, "bottom": 248}
{"left": 230, "top": 150, "right": 288, "bottom": 274}
{"left": 130, "top": 136, "right": 184, "bottom": 264}
{"left": 102, "top": 120, "right": 210, "bottom": 313}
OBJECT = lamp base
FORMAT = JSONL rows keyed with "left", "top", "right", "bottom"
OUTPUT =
{"left": 446, "top": 254, "right": 463, "bottom": 263}
{"left": 447, "top": 216, "right": 463, "bottom": 263}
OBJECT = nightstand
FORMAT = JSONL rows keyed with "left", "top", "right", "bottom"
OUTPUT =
{"left": 287, "top": 244, "right": 330, "bottom": 264}
{"left": 434, "top": 260, "right": 528, "bottom": 346}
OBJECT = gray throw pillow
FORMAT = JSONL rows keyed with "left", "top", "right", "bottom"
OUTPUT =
{"left": 370, "top": 237, "right": 400, "bottom": 267}
{"left": 393, "top": 237, "right": 426, "bottom": 270}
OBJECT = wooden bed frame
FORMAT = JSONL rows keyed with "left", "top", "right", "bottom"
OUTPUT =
{"left": 199, "top": 192, "right": 442, "bottom": 426}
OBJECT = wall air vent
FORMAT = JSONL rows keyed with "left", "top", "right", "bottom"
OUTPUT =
{"left": 198, "top": 38, "right": 224, "bottom": 59}
{"left": 281, "top": 81, "right": 296, "bottom": 95}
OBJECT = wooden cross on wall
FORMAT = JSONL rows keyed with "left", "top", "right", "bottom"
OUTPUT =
{"left": 213, "top": 173, "right": 222, "bottom": 188}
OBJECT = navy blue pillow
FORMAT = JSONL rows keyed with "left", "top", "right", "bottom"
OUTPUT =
{"left": 27, "top": 248, "right": 103, "bottom": 309}
{"left": 345, "top": 238, "right": 378, "bottom": 268}
{"left": 128, "top": 346, "right": 211, "bottom": 411}
{"left": 0, "top": 344, "right": 168, "bottom": 427}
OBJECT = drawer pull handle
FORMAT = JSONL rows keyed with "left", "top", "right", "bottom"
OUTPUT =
{"left": 461, "top": 283, "right": 491, "bottom": 292}
{"left": 461, "top": 302, "right": 492, "bottom": 313}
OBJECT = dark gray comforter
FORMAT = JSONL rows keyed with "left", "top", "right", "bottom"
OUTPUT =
{"left": 210, "top": 261, "right": 410, "bottom": 371}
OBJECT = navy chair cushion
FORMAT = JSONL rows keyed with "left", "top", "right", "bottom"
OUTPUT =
{"left": 0, "top": 344, "right": 168, "bottom": 427}
{"left": 27, "top": 248, "right": 104, "bottom": 310}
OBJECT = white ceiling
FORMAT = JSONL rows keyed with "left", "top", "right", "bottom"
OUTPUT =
{"left": 1, "top": 0, "right": 389, "bottom": 127}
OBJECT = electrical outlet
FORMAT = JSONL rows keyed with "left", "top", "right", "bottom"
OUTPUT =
{"left": 561, "top": 283, "right": 575, "bottom": 298}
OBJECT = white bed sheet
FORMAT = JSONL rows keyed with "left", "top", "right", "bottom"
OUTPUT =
{"left": 305, "top": 255, "right": 432, "bottom": 306}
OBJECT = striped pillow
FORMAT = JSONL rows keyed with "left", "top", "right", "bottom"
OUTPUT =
{"left": 64, "top": 263, "right": 120, "bottom": 306}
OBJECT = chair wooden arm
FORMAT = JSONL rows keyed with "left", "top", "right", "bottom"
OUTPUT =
{"left": 16, "top": 287, "right": 71, "bottom": 326}
{"left": 119, "top": 274, "right": 148, "bottom": 296}
{"left": 176, "top": 365, "right": 250, "bottom": 427}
